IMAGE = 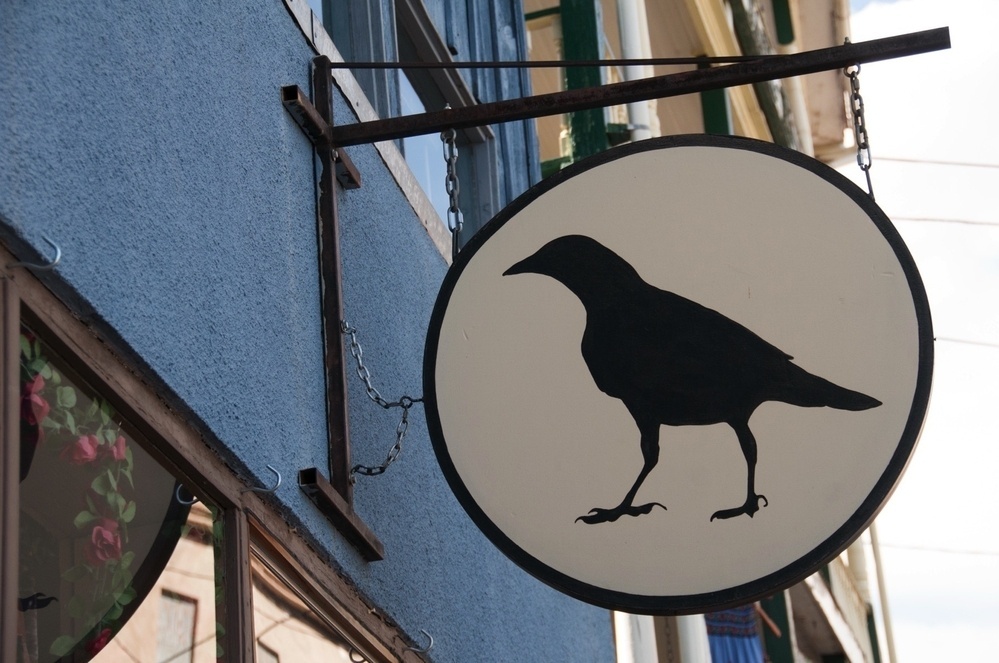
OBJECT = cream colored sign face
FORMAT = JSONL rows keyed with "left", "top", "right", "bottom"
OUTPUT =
{"left": 424, "top": 136, "right": 932, "bottom": 614}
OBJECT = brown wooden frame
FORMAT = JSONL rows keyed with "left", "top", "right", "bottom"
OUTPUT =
{"left": 1, "top": 277, "right": 20, "bottom": 663}
{"left": 0, "top": 249, "right": 419, "bottom": 661}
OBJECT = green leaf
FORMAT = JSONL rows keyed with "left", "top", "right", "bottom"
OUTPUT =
{"left": 106, "top": 491, "right": 124, "bottom": 514}
{"left": 51, "top": 370, "right": 61, "bottom": 385}
{"left": 106, "top": 468, "right": 118, "bottom": 492}
{"left": 112, "top": 568, "right": 128, "bottom": 593}
{"left": 56, "top": 386, "right": 77, "bottom": 409}
{"left": 67, "top": 595, "right": 86, "bottom": 619}
{"left": 125, "top": 446, "right": 134, "bottom": 471}
{"left": 120, "top": 550, "right": 135, "bottom": 570}
{"left": 19, "top": 335, "right": 31, "bottom": 359}
{"left": 91, "top": 474, "right": 111, "bottom": 496}
{"left": 65, "top": 411, "right": 76, "bottom": 435}
{"left": 73, "top": 511, "right": 98, "bottom": 529}
{"left": 99, "top": 399, "right": 113, "bottom": 425}
{"left": 106, "top": 602, "right": 123, "bottom": 621}
{"left": 118, "top": 585, "right": 137, "bottom": 605}
{"left": 49, "top": 635, "right": 78, "bottom": 657}
{"left": 102, "top": 428, "right": 115, "bottom": 444}
{"left": 29, "top": 358, "right": 47, "bottom": 375}
{"left": 122, "top": 467, "right": 134, "bottom": 489}
{"left": 121, "top": 501, "right": 136, "bottom": 523}
{"left": 93, "top": 592, "right": 115, "bottom": 614}
{"left": 61, "top": 564, "right": 93, "bottom": 583}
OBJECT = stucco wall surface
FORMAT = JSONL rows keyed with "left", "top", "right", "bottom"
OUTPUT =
{"left": 0, "top": 1, "right": 613, "bottom": 661}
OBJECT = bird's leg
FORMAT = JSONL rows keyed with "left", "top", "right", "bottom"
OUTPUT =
{"left": 577, "top": 422, "right": 667, "bottom": 524}
{"left": 711, "top": 420, "right": 768, "bottom": 521}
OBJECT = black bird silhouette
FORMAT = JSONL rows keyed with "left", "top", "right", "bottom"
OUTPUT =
{"left": 504, "top": 235, "right": 882, "bottom": 523}
{"left": 18, "top": 592, "right": 58, "bottom": 612}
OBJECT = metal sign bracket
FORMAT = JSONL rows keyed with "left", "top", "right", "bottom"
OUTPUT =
{"left": 325, "top": 27, "right": 949, "bottom": 147}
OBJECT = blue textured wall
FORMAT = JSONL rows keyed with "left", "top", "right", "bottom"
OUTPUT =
{"left": 0, "top": 1, "right": 612, "bottom": 661}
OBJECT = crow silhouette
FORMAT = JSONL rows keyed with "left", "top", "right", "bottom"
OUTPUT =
{"left": 504, "top": 235, "right": 881, "bottom": 523}
{"left": 18, "top": 592, "right": 57, "bottom": 612}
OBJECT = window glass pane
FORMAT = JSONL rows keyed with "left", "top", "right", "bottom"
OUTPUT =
{"left": 399, "top": 72, "right": 450, "bottom": 223}
{"left": 156, "top": 592, "right": 197, "bottom": 662}
{"left": 257, "top": 642, "right": 279, "bottom": 663}
{"left": 251, "top": 544, "right": 391, "bottom": 662}
{"left": 17, "top": 323, "right": 222, "bottom": 662}
{"left": 304, "top": 0, "right": 323, "bottom": 22}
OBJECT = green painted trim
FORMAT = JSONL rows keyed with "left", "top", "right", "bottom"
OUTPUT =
{"left": 541, "top": 156, "right": 573, "bottom": 178}
{"left": 867, "top": 605, "right": 883, "bottom": 663}
{"left": 698, "top": 61, "right": 733, "bottom": 135}
{"left": 560, "top": 0, "right": 607, "bottom": 159}
{"left": 525, "top": 6, "right": 561, "bottom": 22}
{"left": 773, "top": 0, "right": 795, "bottom": 45}
{"left": 606, "top": 123, "right": 632, "bottom": 146}
{"left": 761, "top": 592, "right": 794, "bottom": 663}
{"left": 701, "top": 87, "right": 732, "bottom": 134}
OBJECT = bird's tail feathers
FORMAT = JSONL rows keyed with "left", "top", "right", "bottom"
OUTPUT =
{"left": 781, "top": 364, "right": 882, "bottom": 411}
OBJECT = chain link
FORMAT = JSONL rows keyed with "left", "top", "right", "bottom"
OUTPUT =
{"left": 441, "top": 120, "right": 463, "bottom": 261}
{"left": 341, "top": 321, "right": 423, "bottom": 479}
{"left": 845, "top": 59, "right": 875, "bottom": 200}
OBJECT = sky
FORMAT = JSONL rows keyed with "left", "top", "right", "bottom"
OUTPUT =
{"left": 839, "top": 1, "right": 999, "bottom": 661}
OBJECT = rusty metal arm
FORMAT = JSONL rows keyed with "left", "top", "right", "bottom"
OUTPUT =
{"left": 326, "top": 27, "right": 949, "bottom": 147}
{"left": 282, "top": 84, "right": 362, "bottom": 189}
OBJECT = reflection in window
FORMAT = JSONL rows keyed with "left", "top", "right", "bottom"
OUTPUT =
{"left": 399, "top": 71, "right": 450, "bottom": 223}
{"left": 16, "top": 324, "right": 222, "bottom": 662}
{"left": 252, "top": 544, "right": 384, "bottom": 662}
{"left": 257, "top": 642, "right": 279, "bottom": 663}
{"left": 156, "top": 592, "right": 197, "bottom": 663}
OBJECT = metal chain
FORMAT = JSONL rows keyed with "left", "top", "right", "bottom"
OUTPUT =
{"left": 341, "top": 321, "right": 423, "bottom": 479}
{"left": 441, "top": 119, "right": 463, "bottom": 261}
{"left": 845, "top": 57, "right": 875, "bottom": 200}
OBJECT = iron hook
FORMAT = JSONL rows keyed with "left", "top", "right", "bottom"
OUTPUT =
{"left": 175, "top": 484, "right": 199, "bottom": 506}
{"left": 242, "top": 464, "right": 282, "bottom": 494}
{"left": 348, "top": 649, "right": 368, "bottom": 663}
{"left": 406, "top": 629, "right": 434, "bottom": 654}
{"left": 9, "top": 235, "right": 61, "bottom": 271}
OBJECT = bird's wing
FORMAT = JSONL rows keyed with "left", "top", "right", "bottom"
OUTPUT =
{"left": 652, "top": 291, "right": 793, "bottom": 363}
{"left": 584, "top": 289, "right": 796, "bottom": 417}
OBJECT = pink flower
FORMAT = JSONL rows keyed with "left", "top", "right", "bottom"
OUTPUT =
{"left": 63, "top": 434, "right": 99, "bottom": 465}
{"left": 85, "top": 627, "right": 113, "bottom": 655}
{"left": 86, "top": 519, "right": 122, "bottom": 566}
{"left": 110, "top": 435, "right": 127, "bottom": 461}
{"left": 21, "top": 375, "right": 50, "bottom": 426}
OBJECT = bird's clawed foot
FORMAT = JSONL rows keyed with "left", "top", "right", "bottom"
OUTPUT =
{"left": 710, "top": 493, "right": 768, "bottom": 521}
{"left": 575, "top": 502, "right": 667, "bottom": 524}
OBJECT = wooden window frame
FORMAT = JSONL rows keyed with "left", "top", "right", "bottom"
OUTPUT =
{"left": 0, "top": 250, "right": 418, "bottom": 661}
{"left": 395, "top": 0, "right": 499, "bottom": 239}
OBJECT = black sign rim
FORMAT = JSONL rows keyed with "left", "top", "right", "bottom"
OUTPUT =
{"left": 423, "top": 134, "right": 933, "bottom": 614}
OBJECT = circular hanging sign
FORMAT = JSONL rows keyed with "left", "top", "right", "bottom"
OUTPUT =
{"left": 424, "top": 135, "right": 932, "bottom": 614}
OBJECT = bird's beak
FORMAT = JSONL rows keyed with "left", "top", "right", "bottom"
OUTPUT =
{"left": 503, "top": 254, "right": 535, "bottom": 276}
